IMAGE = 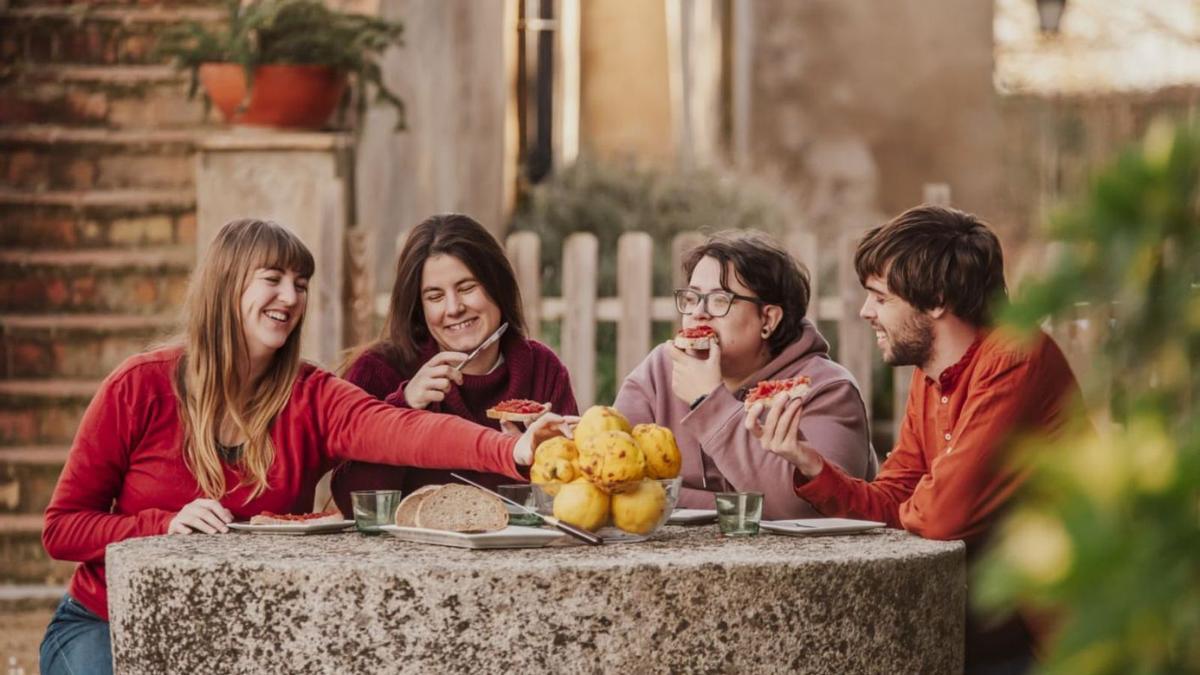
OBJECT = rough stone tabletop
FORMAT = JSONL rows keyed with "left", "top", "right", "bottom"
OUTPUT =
{"left": 107, "top": 526, "right": 965, "bottom": 674}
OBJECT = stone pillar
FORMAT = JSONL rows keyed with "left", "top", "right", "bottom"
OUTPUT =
{"left": 195, "top": 131, "right": 354, "bottom": 369}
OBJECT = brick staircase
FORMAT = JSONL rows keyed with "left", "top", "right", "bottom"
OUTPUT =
{"left": 0, "top": 1, "right": 222, "bottom": 668}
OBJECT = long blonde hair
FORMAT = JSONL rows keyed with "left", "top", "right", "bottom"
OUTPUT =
{"left": 176, "top": 218, "right": 316, "bottom": 500}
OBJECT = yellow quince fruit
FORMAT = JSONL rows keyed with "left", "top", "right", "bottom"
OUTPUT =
{"left": 574, "top": 406, "right": 632, "bottom": 451}
{"left": 552, "top": 478, "right": 610, "bottom": 531}
{"left": 632, "top": 423, "right": 682, "bottom": 479}
{"left": 610, "top": 479, "right": 669, "bottom": 535}
{"left": 530, "top": 436, "right": 580, "bottom": 496}
{"left": 577, "top": 430, "right": 646, "bottom": 494}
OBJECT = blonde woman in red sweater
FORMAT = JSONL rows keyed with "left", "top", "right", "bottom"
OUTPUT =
{"left": 38, "top": 219, "right": 568, "bottom": 675}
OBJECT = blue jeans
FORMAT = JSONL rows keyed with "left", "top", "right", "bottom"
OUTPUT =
{"left": 39, "top": 595, "right": 113, "bottom": 675}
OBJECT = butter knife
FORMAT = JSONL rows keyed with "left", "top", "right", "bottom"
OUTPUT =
{"left": 454, "top": 322, "right": 509, "bottom": 372}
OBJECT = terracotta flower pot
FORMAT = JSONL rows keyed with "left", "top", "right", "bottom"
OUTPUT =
{"left": 198, "top": 63, "right": 348, "bottom": 130}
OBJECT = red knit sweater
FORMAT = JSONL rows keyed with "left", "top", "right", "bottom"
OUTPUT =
{"left": 331, "top": 334, "right": 577, "bottom": 514}
{"left": 41, "top": 347, "right": 522, "bottom": 621}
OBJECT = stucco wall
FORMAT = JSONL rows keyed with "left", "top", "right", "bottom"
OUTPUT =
{"left": 744, "top": 1, "right": 1013, "bottom": 240}
{"left": 579, "top": 0, "right": 675, "bottom": 164}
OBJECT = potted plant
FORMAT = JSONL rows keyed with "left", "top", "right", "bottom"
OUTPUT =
{"left": 156, "top": 0, "right": 405, "bottom": 130}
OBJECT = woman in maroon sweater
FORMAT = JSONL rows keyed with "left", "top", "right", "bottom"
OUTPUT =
{"left": 38, "top": 219, "right": 568, "bottom": 675}
{"left": 332, "top": 214, "right": 577, "bottom": 514}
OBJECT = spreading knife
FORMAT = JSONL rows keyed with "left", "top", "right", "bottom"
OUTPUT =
{"left": 451, "top": 473, "right": 603, "bottom": 546}
{"left": 454, "top": 322, "right": 509, "bottom": 373}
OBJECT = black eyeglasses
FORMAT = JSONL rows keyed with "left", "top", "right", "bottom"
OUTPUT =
{"left": 673, "top": 289, "right": 764, "bottom": 317}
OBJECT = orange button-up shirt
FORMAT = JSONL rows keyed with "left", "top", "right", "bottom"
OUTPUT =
{"left": 795, "top": 328, "right": 1082, "bottom": 549}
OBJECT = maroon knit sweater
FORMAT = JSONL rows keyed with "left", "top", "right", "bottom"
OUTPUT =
{"left": 331, "top": 333, "right": 578, "bottom": 514}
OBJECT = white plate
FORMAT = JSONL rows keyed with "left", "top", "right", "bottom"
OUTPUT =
{"left": 760, "top": 518, "right": 886, "bottom": 536}
{"left": 667, "top": 508, "right": 718, "bottom": 525}
{"left": 228, "top": 519, "right": 355, "bottom": 535}
{"left": 381, "top": 524, "right": 565, "bottom": 549}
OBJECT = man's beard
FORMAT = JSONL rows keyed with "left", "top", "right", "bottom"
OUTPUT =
{"left": 881, "top": 311, "right": 934, "bottom": 368}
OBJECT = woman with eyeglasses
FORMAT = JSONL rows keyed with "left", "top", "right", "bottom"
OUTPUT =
{"left": 614, "top": 231, "right": 877, "bottom": 519}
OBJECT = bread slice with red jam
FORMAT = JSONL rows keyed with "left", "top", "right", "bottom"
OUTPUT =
{"left": 486, "top": 399, "right": 550, "bottom": 424}
{"left": 674, "top": 325, "right": 717, "bottom": 350}
{"left": 743, "top": 375, "right": 813, "bottom": 411}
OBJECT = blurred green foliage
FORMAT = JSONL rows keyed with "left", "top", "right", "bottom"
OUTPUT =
{"left": 511, "top": 157, "right": 788, "bottom": 403}
{"left": 975, "top": 121, "right": 1200, "bottom": 674}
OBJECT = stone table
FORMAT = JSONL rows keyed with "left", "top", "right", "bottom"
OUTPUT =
{"left": 106, "top": 526, "right": 964, "bottom": 674}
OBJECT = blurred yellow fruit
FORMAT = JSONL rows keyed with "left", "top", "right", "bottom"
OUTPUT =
{"left": 531, "top": 437, "right": 580, "bottom": 496}
{"left": 1000, "top": 510, "right": 1073, "bottom": 585}
{"left": 552, "top": 479, "right": 610, "bottom": 531}
{"left": 632, "top": 424, "right": 682, "bottom": 479}
{"left": 578, "top": 430, "right": 646, "bottom": 493}
{"left": 574, "top": 406, "right": 632, "bottom": 451}
{"left": 611, "top": 479, "right": 668, "bottom": 534}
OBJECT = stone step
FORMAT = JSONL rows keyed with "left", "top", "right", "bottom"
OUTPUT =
{"left": 0, "top": 5, "right": 224, "bottom": 66}
{"left": 0, "top": 381, "right": 95, "bottom": 446}
{"left": 0, "top": 514, "right": 76, "bottom": 585}
{"left": 0, "top": 446, "right": 68, "bottom": 515}
{"left": 0, "top": 64, "right": 216, "bottom": 127}
{"left": 0, "top": 313, "right": 176, "bottom": 379}
{"left": 0, "top": 245, "right": 193, "bottom": 314}
{"left": 0, "top": 584, "right": 66, "bottom": 674}
{"left": 0, "top": 125, "right": 205, "bottom": 191}
{"left": 0, "top": 186, "right": 196, "bottom": 249}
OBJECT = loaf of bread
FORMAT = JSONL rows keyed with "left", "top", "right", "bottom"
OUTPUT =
{"left": 394, "top": 484, "right": 509, "bottom": 533}
{"left": 394, "top": 485, "right": 442, "bottom": 527}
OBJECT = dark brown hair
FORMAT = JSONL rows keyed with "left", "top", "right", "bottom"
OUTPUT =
{"left": 854, "top": 205, "right": 1007, "bottom": 327}
{"left": 372, "top": 214, "right": 527, "bottom": 371}
{"left": 682, "top": 230, "right": 811, "bottom": 356}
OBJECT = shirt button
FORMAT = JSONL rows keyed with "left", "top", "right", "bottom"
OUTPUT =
{"left": 944, "top": 432, "right": 952, "bottom": 441}
{"left": 940, "top": 396, "right": 948, "bottom": 404}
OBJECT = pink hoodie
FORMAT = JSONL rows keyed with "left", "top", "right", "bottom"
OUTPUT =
{"left": 614, "top": 319, "right": 877, "bottom": 519}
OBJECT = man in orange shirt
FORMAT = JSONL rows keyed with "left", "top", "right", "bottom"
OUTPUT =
{"left": 748, "top": 205, "right": 1083, "bottom": 674}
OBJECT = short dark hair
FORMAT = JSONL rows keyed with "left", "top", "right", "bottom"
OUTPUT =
{"left": 682, "top": 230, "right": 811, "bottom": 356}
{"left": 382, "top": 214, "right": 527, "bottom": 371}
{"left": 854, "top": 205, "right": 1007, "bottom": 326}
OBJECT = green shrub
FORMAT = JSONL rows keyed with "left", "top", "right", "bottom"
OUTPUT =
{"left": 511, "top": 157, "right": 789, "bottom": 402}
{"left": 511, "top": 157, "right": 788, "bottom": 296}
